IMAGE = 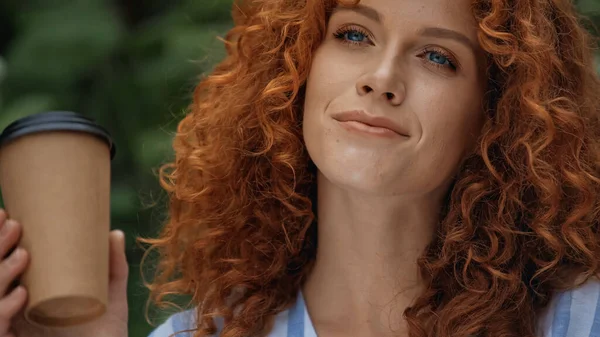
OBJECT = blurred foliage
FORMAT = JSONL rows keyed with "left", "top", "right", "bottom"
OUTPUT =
{"left": 1, "top": 0, "right": 600, "bottom": 336}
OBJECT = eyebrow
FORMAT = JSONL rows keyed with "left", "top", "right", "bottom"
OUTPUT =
{"left": 331, "top": 4, "right": 382, "bottom": 23}
{"left": 420, "top": 27, "right": 477, "bottom": 52}
{"left": 331, "top": 4, "right": 477, "bottom": 52}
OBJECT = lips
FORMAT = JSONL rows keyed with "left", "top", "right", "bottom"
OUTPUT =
{"left": 331, "top": 110, "right": 409, "bottom": 137}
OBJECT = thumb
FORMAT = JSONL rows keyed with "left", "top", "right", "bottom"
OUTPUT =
{"left": 107, "top": 230, "right": 129, "bottom": 313}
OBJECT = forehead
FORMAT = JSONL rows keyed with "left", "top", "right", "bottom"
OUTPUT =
{"left": 340, "top": 0, "right": 478, "bottom": 40}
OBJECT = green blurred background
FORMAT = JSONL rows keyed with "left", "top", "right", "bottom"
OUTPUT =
{"left": 0, "top": 0, "right": 231, "bottom": 336}
{"left": 0, "top": 0, "right": 600, "bottom": 336}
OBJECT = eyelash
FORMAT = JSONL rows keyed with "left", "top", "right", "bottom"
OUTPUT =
{"left": 333, "top": 25, "right": 373, "bottom": 46}
{"left": 332, "top": 25, "right": 459, "bottom": 71}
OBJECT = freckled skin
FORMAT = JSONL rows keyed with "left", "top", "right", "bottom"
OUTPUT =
{"left": 303, "top": 0, "right": 486, "bottom": 198}
{"left": 302, "top": 1, "right": 490, "bottom": 334}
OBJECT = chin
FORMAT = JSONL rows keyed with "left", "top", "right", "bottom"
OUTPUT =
{"left": 316, "top": 162, "right": 404, "bottom": 196}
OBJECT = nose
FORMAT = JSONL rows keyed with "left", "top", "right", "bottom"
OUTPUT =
{"left": 355, "top": 60, "right": 406, "bottom": 106}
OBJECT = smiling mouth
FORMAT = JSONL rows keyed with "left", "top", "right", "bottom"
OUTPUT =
{"left": 332, "top": 110, "right": 409, "bottom": 138}
{"left": 337, "top": 120, "right": 402, "bottom": 138}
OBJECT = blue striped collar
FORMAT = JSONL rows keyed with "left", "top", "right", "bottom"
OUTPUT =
{"left": 149, "top": 277, "right": 600, "bottom": 337}
{"left": 268, "top": 291, "right": 317, "bottom": 337}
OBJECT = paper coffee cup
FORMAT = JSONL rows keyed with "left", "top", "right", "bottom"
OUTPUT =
{"left": 0, "top": 111, "right": 116, "bottom": 327}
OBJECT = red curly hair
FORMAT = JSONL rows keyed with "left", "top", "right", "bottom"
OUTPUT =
{"left": 139, "top": 0, "right": 600, "bottom": 336}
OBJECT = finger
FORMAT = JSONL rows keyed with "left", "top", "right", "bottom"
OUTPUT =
{"left": 0, "top": 220, "right": 21, "bottom": 259}
{"left": 0, "top": 286, "right": 26, "bottom": 333}
{"left": 0, "top": 248, "right": 28, "bottom": 297}
{"left": 109, "top": 230, "right": 128, "bottom": 282}
{"left": 0, "top": 209, "right": 7, "bottom": 258}
{"left": 107, "top": 230, "right": 129, "bottom": 314}
{"left": 0, "top": 209, "right": 7, "bottom": 226}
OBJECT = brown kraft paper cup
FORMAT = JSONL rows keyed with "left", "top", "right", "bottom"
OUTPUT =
{"left": 0, "top": 111, "right": 116, "bottom": 327}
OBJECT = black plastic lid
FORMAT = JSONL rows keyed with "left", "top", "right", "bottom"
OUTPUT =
{"left": 0, "top": 111, "right": 116, "bottom": 160}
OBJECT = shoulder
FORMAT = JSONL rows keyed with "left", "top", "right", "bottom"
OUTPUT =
{"left": 537, "top": 277, "right": 600, "bottom": 337}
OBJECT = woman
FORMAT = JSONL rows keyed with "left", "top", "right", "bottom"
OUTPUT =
{"left": 2, "top": 0, "right": 600, "bottom": 336}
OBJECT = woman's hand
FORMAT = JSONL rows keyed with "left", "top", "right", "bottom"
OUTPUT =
{"left": 0, "top": 209, "right": 27, "bottom": 337}
{"left": 0, "top": 209, "right": 129, "bottom": 337}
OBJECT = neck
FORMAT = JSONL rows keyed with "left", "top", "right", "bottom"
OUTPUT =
{"left": 303, "top": 172, "right": 447, "bottom": 336}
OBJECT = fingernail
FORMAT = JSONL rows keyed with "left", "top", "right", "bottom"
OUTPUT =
{"left": 9, "top": 248, "right": 24, "bottom": 265}
{"left": 113, "top": 230, "right": 125, "bottom": 246}
{"left": 0, "top": 219, "right": 14, "bottom": 236}
{"left": 14, "top": 285, "right": 26, "bottom": 296}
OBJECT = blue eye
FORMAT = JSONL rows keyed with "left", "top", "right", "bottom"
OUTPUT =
{"left": 427, "top": 51, "right": 450, "bottom": 65}
{"left": 334, "top": 26, "right": 372, "bottom": 45}
{"left": 422, "top": 49, "right": 457, "bottom": 70}
{"left": 428, "top": 52, "right": 449, "bottom": 64}
{"left": 345, "top": 30, "right": 366, "bottom": 42}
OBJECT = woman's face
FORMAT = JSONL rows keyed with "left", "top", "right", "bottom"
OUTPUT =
{"left": 303, "top": 0, "right": 486, "bottom": 197}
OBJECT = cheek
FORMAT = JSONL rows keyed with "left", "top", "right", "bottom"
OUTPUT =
{"left": 414, "top": 81, "right": 483, "bottom": 163}
{"left": 302, "top": 46, "right": 351, "bottom": 142}
{"left": 303, "top": 43, "right": 363, "bottom": 114}
{"left": 303, "top": 59, "right": 326, "bottom": 126}
{"left": 302, "top": 50, "right": 329, "bottom": 166}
